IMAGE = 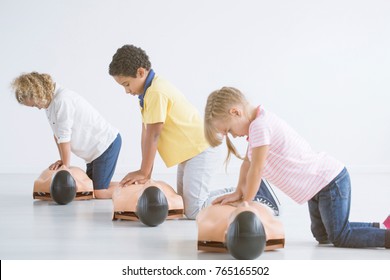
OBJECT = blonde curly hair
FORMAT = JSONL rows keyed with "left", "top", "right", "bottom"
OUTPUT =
{"left": 204, "top": 86, "right": 250, "bottom": 164}
{"left": 11, "top": 72, "right": 54, "bottom": 106}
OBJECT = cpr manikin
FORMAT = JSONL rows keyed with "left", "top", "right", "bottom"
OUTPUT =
{"left": 33, "top": 166, "right": 94, "bottom": 202}
{"left": 112, "top": 180, "right": 184, "bottom": 227}
{"left": 197, "top": 201, "right": 285, "bottom": 259}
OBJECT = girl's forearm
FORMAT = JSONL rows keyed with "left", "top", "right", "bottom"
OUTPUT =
{"left": 243, "top": 166, "right": 262, "bottom": 201}
{"left": 242, "top": 145, "right": 269, "bottom": 201}
{"left": 236, "top": 159, "right": 250, "bottom": 194}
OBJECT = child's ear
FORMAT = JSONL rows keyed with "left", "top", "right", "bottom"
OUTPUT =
{"left": 229, "top": 108, "right": 241, "bottom": 117}
{"left": 137, "top": 68, "right": 146, "bottom": 78}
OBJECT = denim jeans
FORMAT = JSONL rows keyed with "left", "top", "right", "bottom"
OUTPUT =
{"left": 86, "top": 133, "right": 121, "bottom": 190}
{"left": 308, "top": 167, "right": 387, "bottom": 248}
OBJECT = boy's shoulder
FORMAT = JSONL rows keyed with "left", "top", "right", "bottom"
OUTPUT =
{"left": 51, "top": 85, "right": 84, "bottom": 108}
{"left": 148, "top": 75, "right": 183, "bottom": 97}
{"left": 55, "top": 84, "right": 73, "bottom": 96}
{"left": 150, "top": 75, "right": 172, "bottom": 88}
{"left": 55, "top": 85, "right": 82, "bottom": 99}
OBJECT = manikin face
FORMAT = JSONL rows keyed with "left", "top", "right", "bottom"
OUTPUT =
{"left": 213, "top": 107, "right": 251, "bottom": 138}
{"left": 113, "top": 68, "right": 148, "bottom": 96}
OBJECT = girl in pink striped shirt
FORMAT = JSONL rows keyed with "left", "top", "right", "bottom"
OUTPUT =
{"left": 204, "top": 86, "right": 389, "bottom": 249}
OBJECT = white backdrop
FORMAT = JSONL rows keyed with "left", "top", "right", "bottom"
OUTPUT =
{"left": 1, "top": 0, "right": 389, "bottom": 175}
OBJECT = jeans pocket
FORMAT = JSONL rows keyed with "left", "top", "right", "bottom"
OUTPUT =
{"left": 332, "top": 173, "right": 351, "bottom": 200}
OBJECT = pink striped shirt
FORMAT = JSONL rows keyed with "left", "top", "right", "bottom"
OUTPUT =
{"left": 247, "top": 106, "right": 344, "bottom": 204}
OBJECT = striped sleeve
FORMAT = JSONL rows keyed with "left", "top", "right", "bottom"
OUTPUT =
{"left": 249, "top": 117, "right": 271, "bottom": 148}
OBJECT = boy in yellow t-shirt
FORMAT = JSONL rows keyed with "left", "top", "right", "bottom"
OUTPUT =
{"left": 109, "top": 45, "right": 235, "bottom": 219}
{"left": 108, "top": 45, "right": 279, "bottom": 219}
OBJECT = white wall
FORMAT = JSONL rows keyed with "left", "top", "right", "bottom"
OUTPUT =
{"left": 1, "top": 0, "right": 390, "bottom": 175}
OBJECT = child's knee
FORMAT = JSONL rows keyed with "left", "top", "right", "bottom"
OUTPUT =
{"left": 185, "top": 207, "right": 200, "bottom": 220}
{"left": 328, "top": 234, "right": 347, "bottom": 247}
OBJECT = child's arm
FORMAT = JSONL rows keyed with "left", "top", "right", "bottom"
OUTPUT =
{"left": 120, "top": 122, "right": 163, "bottom": 186}
{"left": 242, "top": 145, "right": 269, "bottom": 202}
{"left": 236, "top": 156, "right": 250, "bottom": 194}
{"left": 212, "top": 146, "right": 269, "bottom": 205}
{"left": 141, "top": 123, "right": 153, "bottom": 177}
{"left": 49, "top": 135, "right": 71, "bottom": 170}
{"left": 212, "top": 156, "right": 250, "bottom": 205}
{"left": 58, "top": 142, "right": 71, "bottom": 168}
{"left": 140, "top": 123, "right": 162, "bottom": 177}
{"left": 212, "top": 157, "right": 250, "bottom": 204}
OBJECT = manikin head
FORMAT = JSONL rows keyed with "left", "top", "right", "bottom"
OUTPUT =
{"left": 225, "top": 202, "right": 266, "bottom": 260}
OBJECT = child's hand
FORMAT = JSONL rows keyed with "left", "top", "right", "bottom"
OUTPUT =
{"left": 212, "top": 191, "right": 242, "bottom": 205}
{"left": 120, "top": 170, "right": 149, "bottom": 187}
{"left": 49, "top": 160, "right": 63, "bottom": 170}
{"left": 225, "top": 200, "right": 244, "bottom": 207}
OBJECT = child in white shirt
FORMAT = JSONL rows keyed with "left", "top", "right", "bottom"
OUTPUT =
{"left": 12, "top": 72, "right": 121, "bottom": 199}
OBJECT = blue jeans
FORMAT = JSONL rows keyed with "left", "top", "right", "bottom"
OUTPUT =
{"left": 86, "top": 134, "right": 122, "bottom": 190}
{"left": 308, "top": 167, "right": 387, "bottom": 248}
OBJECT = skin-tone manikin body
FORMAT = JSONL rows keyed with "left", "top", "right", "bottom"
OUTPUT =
{"left": 112, "top": 179, "right": 184, "bottom": 221}
{"left": 33, "top": 166, "right": 94, "bottom": 200}
{"left": 197, "top": 201, "right": 285, "bottom": 252}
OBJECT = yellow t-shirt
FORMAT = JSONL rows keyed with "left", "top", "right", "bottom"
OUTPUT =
{"left": 141, "top": 76, "right": 209, "bottom": 167}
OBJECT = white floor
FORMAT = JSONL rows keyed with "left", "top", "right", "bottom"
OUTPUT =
{"left": 0, "top": 171, "right": 389, "bottom": 260}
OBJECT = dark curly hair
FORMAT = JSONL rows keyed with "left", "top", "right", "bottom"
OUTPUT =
{"left": 109, "top": 45, "right": 152, "bottom": 77}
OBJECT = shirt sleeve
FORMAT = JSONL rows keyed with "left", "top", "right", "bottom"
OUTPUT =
{"left": 142, "top": 91, "right": 169, "bottom": 124}
{"left": 54, "top": 98, "right": 75, "bottom": 143}
{"left": 249, "top": 117, "right": 271, "bottom": 148}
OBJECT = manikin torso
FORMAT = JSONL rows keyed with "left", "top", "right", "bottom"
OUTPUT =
{"left": 197, "top": 201, "right": 285, "bottom": 252}
{"left": 33, "top": 166, "right": 94, "bottom": 200}
{"left": 112, "top": 180, "right": 184, "bottom": 221}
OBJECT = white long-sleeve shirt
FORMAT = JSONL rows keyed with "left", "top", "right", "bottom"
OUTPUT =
{"left": 46, "top": 84, "right": 119, "bottom": 163}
